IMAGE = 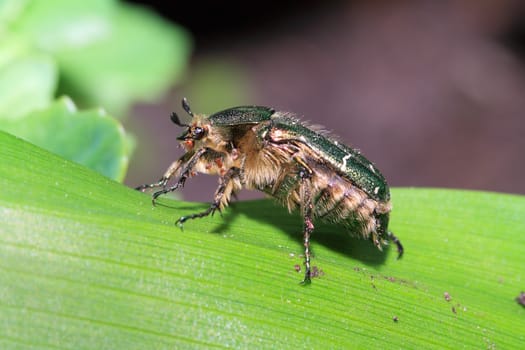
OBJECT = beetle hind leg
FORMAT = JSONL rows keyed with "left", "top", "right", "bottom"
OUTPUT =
{"left": 387, "top": 231, "right": 404, "bottom": 259}
{"left": 372, "top": 209, "right": 403, "bottom": 258}
{"left": 300, "top": 194, "right": 314, "bottom": 285}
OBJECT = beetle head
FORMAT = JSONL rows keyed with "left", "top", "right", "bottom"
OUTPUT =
{"left": 171, "top": 98, "right": 207, "bottom": 148}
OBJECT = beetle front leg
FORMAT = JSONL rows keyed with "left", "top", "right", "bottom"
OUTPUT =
{"left": 135, "top": 178, "right": 169, "bottom": 192}
{"left": 135, "top": 149, "right": 201, "bottom": 194}
{"left": 176, "top": 167, "right": 241, "bottom": 226}
{"left": 148, "top": 148, "right": 208, "bottom": 205}
{"left": 135, "top": 159, "right": 182, "bottom": 191}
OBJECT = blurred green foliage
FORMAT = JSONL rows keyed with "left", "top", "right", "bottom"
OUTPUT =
{"left": 181, "top": 59, "right": 254, "bottom": 115}
{"left": 0, "top": 0, "right": 192, "bottom": 181}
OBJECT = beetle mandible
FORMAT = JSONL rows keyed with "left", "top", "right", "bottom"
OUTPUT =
{"left": 136, "top": 98, "right": 403, "bottom": 283}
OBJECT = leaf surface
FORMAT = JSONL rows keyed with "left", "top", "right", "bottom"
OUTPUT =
{"left": 1, "top": 131, "right": 523, "bottom": 349}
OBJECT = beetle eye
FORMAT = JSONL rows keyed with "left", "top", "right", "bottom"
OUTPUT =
{"left": 193, "top": 126, "right": 205, "bottom": 140}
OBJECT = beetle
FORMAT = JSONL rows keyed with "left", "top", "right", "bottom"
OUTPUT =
{"left": 136, "top": 98, "right": 403, "bottom": 283}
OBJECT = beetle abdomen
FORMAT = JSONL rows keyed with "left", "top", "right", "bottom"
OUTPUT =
{"left": 252, "top": 146, "right": 391, "bottom": 241}
{"left": 311, "top": 168, "right": 391, "bottom": 239}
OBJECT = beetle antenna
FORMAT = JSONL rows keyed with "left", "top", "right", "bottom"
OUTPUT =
{"left": 182, "top": 97, "right": 193, "bottom": 117}
{"left": 170, "top": 112, "right": 189, "bottom": 127}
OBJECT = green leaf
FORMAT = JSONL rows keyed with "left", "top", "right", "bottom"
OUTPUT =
{"left": 1, "top": 97, "right": 129, "bottom": 181}
{"left": 10, "top": 1, "right": 191, "bottom": 116}
{"left": 11, "top": 0, "right": 117, "bottom": 51}
{"left": 56, "top": 3, "right": 192, "bottom": 115}
{"left": 0, "top": 50, "right": 57, "bottom": 120}
{"left": 0, "top": 0, "right": 28, "bottom": 28}
{"left": 0, "top": 32, "right": 33, "bottom": 67}
{"left": 1, "top": 131, "right": 524, "bottom": 349}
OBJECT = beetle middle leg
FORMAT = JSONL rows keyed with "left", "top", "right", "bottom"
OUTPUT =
{"left": 176, "top": 167, "right": 241, "bottom": 226}
{"left": 295, "top": 156, "right": 315, "bottom": 284}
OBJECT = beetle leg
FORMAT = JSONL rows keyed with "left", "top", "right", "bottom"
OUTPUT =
{"left": 148, "top": 148, "right": 208, "bottom": 205}
{"left": 135, "top": 149, "right": 199, "bottom": 192}
{"left": 135, "top": 160, "right": 182, "bottom": 191}
{"left": 301, "top": 182, "right": 314, "bottom": 285}
{"left": 151, "top": 179, "right": 186, "bottom": 205}
{"left": 175, "top": 167, "right": 241, "bottom": 226}
{"left": 388, "top": 231, "right": 404, "bottom": 259}
{"left": 135, "top": 177, "right": 169, "bottom": 192}
{"left": 294, "top": 156, "right": 315, "bottom": 284}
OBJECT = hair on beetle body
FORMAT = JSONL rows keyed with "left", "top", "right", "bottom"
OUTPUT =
{"left": 136, "top": 98, "right": 403, "bottom": 284}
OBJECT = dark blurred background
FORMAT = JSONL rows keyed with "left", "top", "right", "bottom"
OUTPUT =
{"left": 125, "top": 0, "right": 525, "bottom": 201}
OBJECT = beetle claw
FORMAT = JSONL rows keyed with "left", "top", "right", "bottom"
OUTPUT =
{"left": 175, "top": 217, "right": 186, "bottom": 228}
